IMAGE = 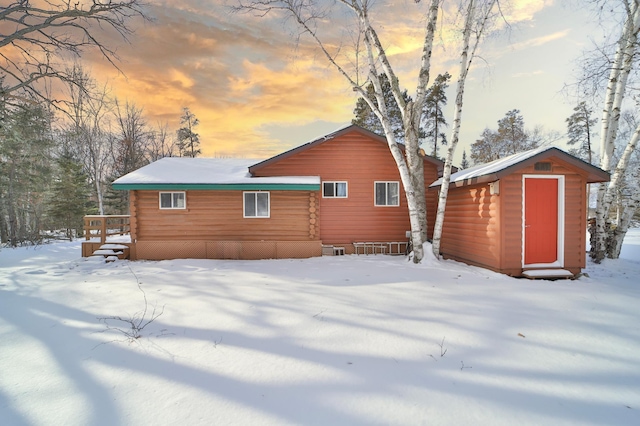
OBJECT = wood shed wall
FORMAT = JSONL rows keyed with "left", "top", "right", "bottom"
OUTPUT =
{"left": 498, "top": 175, "right": 523, "bottom": 275}
{"left": 437, "top": 156, "right": 588, "bottom": 276}
{"left": 252, "top": 130, "right": 440, "bottom": 245}
{"left": 438, "top": 183, "right": 502, "bottom": 271}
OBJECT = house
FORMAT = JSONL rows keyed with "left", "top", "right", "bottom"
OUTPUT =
{"left": 105, "top": 125, "right": 445, "bottom": 260}
{"left": 429, "top": 146, "right": 610, "bottom": 278}
{"left": 249, "top": 125, "right": 446, "bottom": 250}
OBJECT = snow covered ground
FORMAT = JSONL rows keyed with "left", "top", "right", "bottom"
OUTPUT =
{"left": 1, "top": 231, "right": 639, "bottom": 425}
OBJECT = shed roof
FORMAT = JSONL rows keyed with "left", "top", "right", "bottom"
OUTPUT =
{"left": 430, "top": 146, "right": 610, "bottom": 188}
{"left": 112, "top": 157, "right": 320, "bottom": 191}
{"left": 249, "top": 124, "right": 447, "bottom": 174}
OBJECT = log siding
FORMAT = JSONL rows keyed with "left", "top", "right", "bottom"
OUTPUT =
{"left": 133, "top": 190, "right": 318, "bottom": 242}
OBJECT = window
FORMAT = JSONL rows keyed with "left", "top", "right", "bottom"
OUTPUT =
{"left": 323, "top": 181, "right": 348, "bottom": 198}
{"left": 159, "top": 192, "right": 186, "bottom": 209}
{"left": 244, "top": 192, "right": 270, "bottom": 218}
{"left": 375, "top": 182, "right": 399, "bottom": 206}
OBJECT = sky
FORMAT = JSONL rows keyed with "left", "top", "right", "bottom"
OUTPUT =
{"left": 82, "top": 0, "right": 607, "bottom": 164}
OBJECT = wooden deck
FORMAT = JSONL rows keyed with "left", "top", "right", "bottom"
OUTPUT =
{"left": 84, "top": 215, "right": 130, "bottom": 244}
{"left": 83, "top": 215, "right": 133, "bottom": 259}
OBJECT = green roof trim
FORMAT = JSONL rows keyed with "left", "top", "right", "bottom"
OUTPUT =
{"left": 112, "top": 183, "right": 320, "bottom": 191}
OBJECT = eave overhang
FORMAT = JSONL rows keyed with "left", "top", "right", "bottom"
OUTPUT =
{"left": 112, "top": 183, "right": 321, "bottom": 191}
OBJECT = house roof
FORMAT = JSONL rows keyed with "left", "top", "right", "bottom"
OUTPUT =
{"left": 112, "top": 157, "right": 320, "bottom": 191}
{"left": 249, "top": 124, "right": 447, "bottom": 174}
{"left": 429, "top": 146, "right": 610, "bottom": 188}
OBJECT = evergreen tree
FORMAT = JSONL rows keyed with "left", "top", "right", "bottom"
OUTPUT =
{"left": 352, "top": 74, "right": 409, "bottom": 142}
{"left": 423, "top": 73, "right": 451, "bottom": 158}
{"left": 47, "top": 152, "right": 94, "bottom": 240}
{"left": 496, "top": 109, "right": 529, "bottom": 154}
{"left": 0, "top": 102, "right": 54, "bottom": 245}
{"left": 177, "top": 107, "right": 201, "bottom": 157}
{"left": 566, "top": 101, "right": 596, "bottom": 163}
{"left": 460, "top": 150, "right": 470, "bottom": 169}
{"left": 470, "top": 110, "right": 539, "bottom": 165}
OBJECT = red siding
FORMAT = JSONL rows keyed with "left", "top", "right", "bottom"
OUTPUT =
{"left": 439, "top": 183, "right": 502, "bottom": 271}
{"left": 437, "top": 156, "right": 590, "bottom": 276}
{"left": 252, "top": 130, "right": 440, "bottom": 245}
{"left": 500, "top": 174, "right": 524, "bottom": 274}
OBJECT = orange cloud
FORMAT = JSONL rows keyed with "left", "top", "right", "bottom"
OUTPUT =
{"left": 77, "top": 0, "right": 560, "bottom": 161}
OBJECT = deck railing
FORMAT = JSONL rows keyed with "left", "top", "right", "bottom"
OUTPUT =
{"left": 84, "top": 215, "right": 130, "bottom": 244}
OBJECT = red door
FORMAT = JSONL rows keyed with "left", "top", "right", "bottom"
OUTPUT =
{"left": 524, "top": 178, "right": 558, "bottom": 264}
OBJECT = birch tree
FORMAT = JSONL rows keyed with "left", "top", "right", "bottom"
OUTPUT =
{"left": 235, "top": 0, "right": 503, "bottom": 262}
{"left": 62, "top": 65, "right": 113, "bottom": 215}
{"left": 105, "top": 99, "right": 151, "bottom": 213}
{"left": 589, "top": 0, "right": 640, "bottom": 262}
{"left": 431, "top": 0, "right": 499, "bottom": 258}
{"left": 235, "top": 0, "right": 446, "bottom": 262}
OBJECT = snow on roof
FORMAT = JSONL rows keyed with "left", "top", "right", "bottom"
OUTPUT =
{"left": 113, "top": 157, "right": 320, "bottom": 186}
{"left": 430, "top": 146, "right": 557, "bottom": 187}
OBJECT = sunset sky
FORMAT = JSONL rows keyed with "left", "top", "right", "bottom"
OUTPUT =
{"left": 83, "top": 0, "right": 605, "bottom": 164}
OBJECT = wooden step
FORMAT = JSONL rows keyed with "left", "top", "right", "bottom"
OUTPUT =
{"left": 91, "top": 244, "right": 130, "bottom": 260}
{"left": 522, "top": 269, "right": 574, "bottom": 279}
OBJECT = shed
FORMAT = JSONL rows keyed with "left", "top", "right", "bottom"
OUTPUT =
{"left": 429, "top": 147, "right": 610, "bottom": 278}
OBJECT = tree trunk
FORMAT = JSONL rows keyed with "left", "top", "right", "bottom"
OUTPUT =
{"left": 379, "top": 109, "right": 425, "bottom": 263}
{"left": 595, "top": 121, "right": 640, "bottom": 261}
{"left": 95, "top": 178, "right": 105, "bottom": 215}
{"left": 607, "top": 193, "right": 639, "bottom": 259}
{"left": 7, "top": 168, "right": 18, "bottom": 247}
{"left": 0, "top": 197, "right": 7, "bottom": 244}
{"left": 233, "top": 0, "right": 443, "bottom": 263}
{"left": 593, "top": 3, "right": 640, "bottom": 263}
{"left": 404, "top": 101, "right": 428, "bottom": 244}
{"left": 432, "top": 0, "right": 498, "bottom": 259}
{"left": 433, "top": 0, "right": 474, "bottom": 258}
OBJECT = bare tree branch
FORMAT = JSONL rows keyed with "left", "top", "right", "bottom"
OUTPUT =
{"left": 0, "top": 0, "right": 150, "bottom": 102}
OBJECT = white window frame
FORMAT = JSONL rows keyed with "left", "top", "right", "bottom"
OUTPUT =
{"left": 159, "top": 191, "right": 186, "bottom": 209}
{"left": 374, "top": 181, "right": 400, "bottom": 207}
{"left": 243, "top": 191, "right": 270, "bottom": 218}
{"left": 322, "top": 181, "right": 348, "bottom": 198}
